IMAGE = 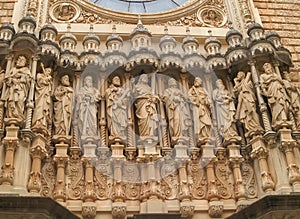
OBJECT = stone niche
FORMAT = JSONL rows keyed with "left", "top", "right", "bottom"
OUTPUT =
{"left": 0, "top": 196, "right": 80, "bottom": 219}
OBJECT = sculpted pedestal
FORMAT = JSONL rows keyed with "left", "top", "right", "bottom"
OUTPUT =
{"left": 81, "top": 135, "right": 99, "bottom": 158}
{"left": 137, "top": 136, "right": 159, "bottom": 160}
{"left": 110, "top": 138, "right": 125, "bottom": 159}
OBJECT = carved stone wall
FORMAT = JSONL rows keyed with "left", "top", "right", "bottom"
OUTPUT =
{"left": 0, "top": 1, "right": 299, "bottom": 219}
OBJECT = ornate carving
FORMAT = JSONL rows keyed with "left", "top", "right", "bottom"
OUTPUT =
{"left": 41, "top": 158, "right": 56, "bottom": 197}
{"left": 241, "top": 162, "right": 258, "bottom": 199}
{"left": 67, "top": 151, "right": 84, "bottom": 200}
{"left": 208, "top": 203, "right": 224, "bottom": 218}
{"left": 94, "top": 163, "right": 111, "bottom": 200}
{"left": 189, "top": 163, "right": 207, "bottom": 199}
{"left": 180, "top": 203, "right": 195, "bottom": 218}
{"left": 215, "top": 149, "right": 233, "bottom": 199}
{"left": 76, "top": 10, "right": 124, "bottom": 24}
{"left": 197, "top": 7, "right": 227, "bottom": 27}
{"left": 123, "top": 164, "right": 140, "bottom": 200}
{"left": 50, "top": 2, "right": 80, "bottom": 22}
{"left": 112, "top": 204, "right": 126, "bottom": 219}
{"left": 161, "top": 156, "right": 179, "bottom": 200}
{"left": 82, "top": 205, "right": 97, "bottom": 219}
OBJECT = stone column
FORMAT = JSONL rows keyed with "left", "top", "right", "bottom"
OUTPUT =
{"left": 53, "top": 137, "right": 69, "bottom": 202}
{"left": 24, "top": 55, "right": 39, "bottom": 130}
{"left": 111, "top": 159, "right": 126, "bottom": 219}
{"left": 99, "top": 76, "right": 107, "bottom": 147}
{"left": 124, "top": 73, "right": 135, "bottom": 148}
{"left": 227, "top": 141, "right": 247, "bottom": 206}
{"left": 157, "top": 77, "right": 170, "bottom": 155}
{"left": 279, "top": 128, "right": 300, "bottom": 191}
{"left": 144, "top": 155, "right": 166, "bottom": 214}
{"left": 27, "top": 134, "right": 47, "bottom": 194}
{"left": 82, "top": 158, "right": 97, "bottom": 219}
{"left": 250, "top": 135, "right": 275, "bottom": 193}
{"left": 0, "top": 119, "right": 19, "bottom": 186}
{"left": 177, "top": 160, "right": 194, "bottom": 218}
{"left": 204, "top": 155, "right": 224, "bottom": 218}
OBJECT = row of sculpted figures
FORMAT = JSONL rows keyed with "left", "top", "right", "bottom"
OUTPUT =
{"left": 1, "top": 55, "right": 299, "bottom": 148}
{"left": 1, "top": 54, "right": 300, "bottom": 209}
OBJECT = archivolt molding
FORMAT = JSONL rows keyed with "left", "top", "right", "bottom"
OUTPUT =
{"left": 47, "top": 0, "right": 228, "bottom": 27}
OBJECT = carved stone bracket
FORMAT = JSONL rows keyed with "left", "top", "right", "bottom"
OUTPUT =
{"left": 208, "top": 201, "right": 224, "bottom": 218}
{"left": 82, "top": 202, "right": 97, "bottom": 219}
{"left": 180, "top": 201, "right": 195, "bottom": 218}
{"left": 112, "top": 202, "right": 126, "bottom": 219}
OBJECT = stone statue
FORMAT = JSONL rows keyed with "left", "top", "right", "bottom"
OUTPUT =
{"left": 133, "top": 74, "right": 159, "bottom": 137}
{"left": 105, "top": 76, "right": 129, "bottom": 139}
{"left": 53, "top": 75, "right": 74, "bottom": 136}
{"left": 163, "top": 78, "right": 190, "bottom": 142}
{"left": 283, "top": 73, "right": 300, "bottom": 129}
{"left": 77, "top": 76, "right": 100, "bottom": 136}
{"left": 213, "top": 79, "right": 238, "bottom": 139}
{"left": 32, "top": 63, "right": 52, "bottom": 135}
{"left": 4, "top": 55, "right": 31, "bottom": 120}
{"left": 188, "top": 77, "right": 212, "bottom": 143}
{"left": 260, "top": 63, "right": 289, "bottom": 128}
{"left": 233, "top": 71, "right": 263, "bottom": 137}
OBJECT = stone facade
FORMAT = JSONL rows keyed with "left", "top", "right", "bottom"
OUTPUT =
{"left": 0, "top": 0, "right": 16, "bottom": 23}
{"left": 0, "top": 1, "right": 299, "bottom": 219}
{"left": 253, "top": 0, "right": 300, "bottom": 82}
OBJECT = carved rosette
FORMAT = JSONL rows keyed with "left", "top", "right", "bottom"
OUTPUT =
{"left": 196, "top": 6, "right": 227, "bottom": 28}
{"left": 49, "top": 1, "right": 81, "bottom": 23}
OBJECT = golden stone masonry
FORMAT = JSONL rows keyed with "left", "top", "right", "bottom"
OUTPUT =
{"left": 0, "top": 0, "right": 300, "bottom": 218}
